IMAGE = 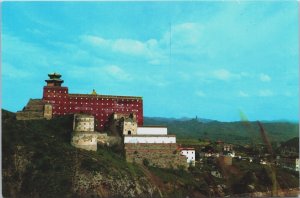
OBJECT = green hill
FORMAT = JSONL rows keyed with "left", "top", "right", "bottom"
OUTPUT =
{"left": 2, "top": 109, "right": 160, "bottom": 197}
{"left": 275, "top": 137, "right": 299, "bottom": 157}
{"left": 3, "top": 110, "right": 299, "bottom": 197}
{"left": 144, "top": 117, "right": 299, "bottom": 144}
{"left": 2, "top": 110, "right": 213, "bottom": 197}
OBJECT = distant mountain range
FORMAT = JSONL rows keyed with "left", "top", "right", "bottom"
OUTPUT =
{"left": 144, "top": 116, "right": 216, "bottom": 123}
{"left": 144, "top": 116, "right": 299, "bottom": 144}
{"left": 145, "top": 116, "right": 298, "bottom": 124}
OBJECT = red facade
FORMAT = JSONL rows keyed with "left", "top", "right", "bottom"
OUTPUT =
{"left": 42, "top": 74, "right": 143, "bottom": 131}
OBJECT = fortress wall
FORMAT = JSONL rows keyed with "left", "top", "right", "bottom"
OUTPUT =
{"left": 71, "top": 132, "right": 98, "bottom": 151}
{"left": 16, "top": 111, "right": 45, "bottom": 120}
{"left": 16, "top": 99, "right": 46, "bottom": 120}
{"left": 96, "top": 133, "right": 122, "bottom": 146}
{"left": 125, "top": 143, "right": 187, "bottom": 169}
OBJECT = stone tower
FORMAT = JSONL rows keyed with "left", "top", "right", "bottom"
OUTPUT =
{"left": 71, "top": 114, "right": 98, "bottom": 151}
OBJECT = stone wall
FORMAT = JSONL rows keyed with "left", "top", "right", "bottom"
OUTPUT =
{"left": 125, "top": 143, "right": 187, "bottom": 169}
{"left": 43, "top": 104, "right": 52, "bottom": 120}
{"left": 97, "top": 133, "right": 122, "bottom": 146}
{"left": 73, "top": 114, "right": 94, "bottom": 132}
{"left": 71, "top": 132, "right": 98, "bottom": 151}
{"left": 16, "top": 99, "right": 46, "bottom": 120}
{"left": 72, "top": 132, "right": 122, "bottom": 151}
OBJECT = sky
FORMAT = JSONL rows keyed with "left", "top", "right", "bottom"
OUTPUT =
{"left": 2, "top": 1, "right": 299, "bottom": 122}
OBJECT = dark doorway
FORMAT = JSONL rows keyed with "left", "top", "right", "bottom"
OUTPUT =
{"left": 128, "top": 130, "right": 131, "bottom": 135}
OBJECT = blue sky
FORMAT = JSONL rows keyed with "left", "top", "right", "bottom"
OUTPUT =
{"left": 2, "top": 1, "right": 299, "bottom": 121}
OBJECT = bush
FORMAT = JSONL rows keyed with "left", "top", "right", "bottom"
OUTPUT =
{"left": 81, "top": 158, "right": 103, "bottom": 172}
{"left": 143, "top": 158, "right": 150, "bottom": 166}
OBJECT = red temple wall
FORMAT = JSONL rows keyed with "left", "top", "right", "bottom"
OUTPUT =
{"left": 42, "top": 86, "right": 143, "bottom": 131}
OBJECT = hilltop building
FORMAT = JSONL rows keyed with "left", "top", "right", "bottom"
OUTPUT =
{"left": 17, "top": 73, "right": 143, "bottom": 131}
{"left": 17, "top": 72, "right": 194, "bottom": 168}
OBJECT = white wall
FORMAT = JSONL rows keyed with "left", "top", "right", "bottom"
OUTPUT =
{"left": 181, "top": 149, "right": 196, "bottom": 164}
{"left": 124, "top": 135, "right": 176, "bottom": 143}
{"left": 137, "top": 127, "right": 167, "bottom": 135}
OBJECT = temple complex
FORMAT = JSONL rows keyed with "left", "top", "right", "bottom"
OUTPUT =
{"left": 16, "top": 72, "right": 195, "bottom": 168}
{"left": 17, "top": 73, "right": 143, "bottom": 131}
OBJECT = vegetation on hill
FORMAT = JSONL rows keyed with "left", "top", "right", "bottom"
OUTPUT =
{"left": 275, "top": 137, "right": 299, "bottom": 158}
{"left": 2, "top": 110, "right": 158, "bottom": 197}
{"left": 3, "top": 110, "right": 299, "bottom": 197}
{"left": 144, "top": 117, "right": 299, "bottom": 144}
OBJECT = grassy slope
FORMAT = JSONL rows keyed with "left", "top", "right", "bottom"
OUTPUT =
{"left": 3, "top": 110, "right": 299, "bottom": 197}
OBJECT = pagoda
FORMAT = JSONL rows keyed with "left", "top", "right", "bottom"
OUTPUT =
{"left": 45, "top": 72, "right": 64, "bottom": 87}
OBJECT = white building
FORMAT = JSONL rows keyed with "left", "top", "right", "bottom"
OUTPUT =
{"left": 137, "top": 126, "right": 167, "bottom": 135}
{"left": 124, "top": 135, "right": 176, "bottom": 144}
{"left": 180, "top": 148, "right": 196, "bottom": 166}
{"left": 124, "top": 126, "right": 175, "bottom": 143}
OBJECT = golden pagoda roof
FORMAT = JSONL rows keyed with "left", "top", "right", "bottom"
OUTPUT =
{"left": 91, "top": 89, "right": 97, "bottom": 95}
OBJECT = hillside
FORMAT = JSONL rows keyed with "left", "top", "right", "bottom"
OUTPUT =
{"left": 275, "top": 137, "right": 299, "bottom": 157}
{"left": 2, "top": 110, "right": 160, "bottom": 197}
{"left": 144, "top": 117, "right": 299, "bottom": 144}
{"left": 3, "top": 110, "right": 216, "bottom": 197}
{"left": 3, "top": 110, "right": 299, "bottom": 197}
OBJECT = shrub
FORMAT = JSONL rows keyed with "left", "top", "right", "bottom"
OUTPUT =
{"left": 143, "top": 158, "right": 150, "bottom": 166}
